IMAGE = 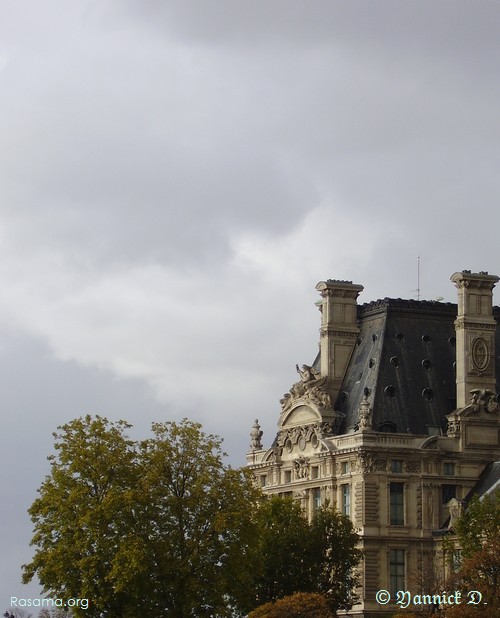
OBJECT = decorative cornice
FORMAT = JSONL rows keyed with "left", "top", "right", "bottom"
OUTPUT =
{"left": 315, "top": 280, "right": 363, "bottom": 299}
{"left": 319, "top": 328, "right": 359, "bottom": 338}
{"left": 451, "top": 271, "right": 499, "bottom": 291}
{"left": 454, "top": 320, "right": 496, "bottom": 331}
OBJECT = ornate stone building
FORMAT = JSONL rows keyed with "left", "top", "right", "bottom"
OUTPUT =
{"left": 247, "top": 270, "right": 500, "bottom": 617}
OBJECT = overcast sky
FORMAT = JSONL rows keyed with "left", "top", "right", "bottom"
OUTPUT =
{"left": 2, "top": 0, "right": 500, "bottom": 609}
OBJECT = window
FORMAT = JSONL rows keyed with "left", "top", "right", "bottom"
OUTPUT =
{"left": 444, "top": 462, "right": 455, "bottom": 476}
{"left": 379, "top": 420, "right": 397, "bottom": 432}
{"left": 260, "top": 475, "right": 267, "bottom": 487}
{"left": 390, "top": 483, "right": 404, "bottom": 525}
{"left": 284, "top": 470, "right": 292, "bottom": 484}
{"left": 391, "top": 460, "right": 403, "bottom": 473}
{"left": 442, "top": 484, "right": 456, "bottom": 504}
{"left": 341, "top": 461, "right": 350, "bottom": 475}
{"left": 389, "top": 549, "right": 405, "bottom": 596}
{"left": 311, "top": 466, "right": 319, "bottom": 479}
{"left": 341, "top": 484, "right": 351, "bottom": 517}
{"left": 312, "top": 487, "right": 321, "bottom": 512}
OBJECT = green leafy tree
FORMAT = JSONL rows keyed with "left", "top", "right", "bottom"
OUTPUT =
{"left": 251, "top": 498, "right": 361, "bottom": 614}
{"left": 125, "top": 419, "right": 261, "bottom": 617}
{"left": 38, "top": 610, "right": 68, "bottom": 618}
{"left": 310, "top": 505, "right": 362, "bottom": 613}
{"left": 454, "top": 491, "right": 500, "bottom": 557}
{"left": 23, "top": 416, "right": 262, "bottom": 618}
{"left": 8, "top": 610, "right": 33, "bottom": 618}
{"left": 444, "top": 491, "right": 500, "bottom": 617}
{"left": 253, "top": 495, "right": 314, "bottom": 604}
{"left": 22, "top": 415, "right": 138, "bottom": 617}
{"left": 248, "top": 592, "right": 334, "bottom": 618}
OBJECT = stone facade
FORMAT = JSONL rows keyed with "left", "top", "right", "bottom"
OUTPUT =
{"left": 247, "top": 271, "right": 500, "bottom": 617}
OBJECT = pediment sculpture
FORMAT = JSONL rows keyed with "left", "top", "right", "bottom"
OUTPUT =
{"left": 293, "top": 455, "right": 310, "bottom": 479}
{"left": 280, "top": 364, "right": 332, "bottom": 413}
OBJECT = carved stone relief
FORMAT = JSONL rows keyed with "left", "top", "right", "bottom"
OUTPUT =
{"left": 447, "top": 498, "right": 464, "bottom": 528}
{"left": 406, "top": 461, "right": 422, "bottom": 473}
{"left": 293, "top": 455, "right": 310, "bottom": 479}
{"left": 280, "top": 364, "right": 333, "bottom": 413}
{"left": 373, "top": 458, "right": 388, "bottom": 472}
{"left": 276, "top": 422, "right": 335, "bottom": 451}
{"left": 357, "top": 451, "right": 388, "bottom": 473}
{"left": 446, "top": 414, "right": 460, "bottom": 437}
{"left": 471, "top": 337, "right": 490, "bottom": 372}
{"left": 469, "top": 389, "right": 500, "bottom": 414}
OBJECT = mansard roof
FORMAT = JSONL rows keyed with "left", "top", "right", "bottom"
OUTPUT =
{"left": 465, "top": 461, "right": 500, "bottom": 502}
{"left": 333, "top": 298, "right": 500, "bottom": 436}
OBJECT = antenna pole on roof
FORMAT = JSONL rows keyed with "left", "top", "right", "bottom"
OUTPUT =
{"left": 417, "top": 256, "right": 420, "bottom": 301}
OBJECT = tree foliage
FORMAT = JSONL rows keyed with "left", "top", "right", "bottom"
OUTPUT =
{"left": 443, "top": 491, "right": 500, "bottom": 617}
{"left": 454, "top": 491, "right": 500, "bottom": 557}
{"left": 24, "top": 416, "right": 361, "bottom": 617}
{"left": 23, "top": 416, "right": 261, "bottom": 618}
{"left": 22, "top": 415, "right": 138, "bottom": 617}
{"left": 252, "top": 497, "right": 361, "bottom": 614}
{"left": 253, "top": 495, "right": 314, "bottom": 603}
{"left": 310, "top": 505, "right": 362, "bottom": 612}
{"left": 248, "top": 592, "right": 334, "bottom": 618}
{"left": 123, "top": 420, "right": 260, "bottom": 617}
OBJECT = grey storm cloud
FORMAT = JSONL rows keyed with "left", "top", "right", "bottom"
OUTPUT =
{"left": 1, "top": 0, "right": 500, "bottom": 608}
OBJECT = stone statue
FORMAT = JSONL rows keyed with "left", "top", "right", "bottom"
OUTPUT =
{"left": 296, "top": 363, "right": 316, "bottom": 383}
{"left": 470, "top": 389, "right": 499, "bottom": 414}
{"left": 447, "top": 498, "right": 464, "bottom": 528}
{"left": 293, "top": 455, "right": 310, "bottom": 479}
{"left": 280, "top": 363, "right": 332, "bottom": 412}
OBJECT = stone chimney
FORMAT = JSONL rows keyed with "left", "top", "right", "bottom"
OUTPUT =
{"left": 451, "top": 270, "right": 499, "bottom": 408}
{"left": 315, "top": 279, "right": 363, "bottom": 405}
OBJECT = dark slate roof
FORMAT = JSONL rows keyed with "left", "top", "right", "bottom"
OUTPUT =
{"left": 334, "top": 299, "right": 500, "bottom": 436}
{"left": 464, "top": 461, "right": 500, "bottom": 502}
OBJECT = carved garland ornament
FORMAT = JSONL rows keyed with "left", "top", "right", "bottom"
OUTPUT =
{"left": 357, "top": 451, "right": 388, "bottom": 473}
{"left": 276, "top": 422, "right": 334, "bottom": 451}
{"left": 406, "top": 461, "right": 422, "bottom": 473}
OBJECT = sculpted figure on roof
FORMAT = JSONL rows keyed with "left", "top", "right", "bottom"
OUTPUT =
{"left": 296, "top": 363, "right": 316, "bottom": 383}
{"left": 280, "top": 364, "right": 332, "bottom": 412}
{"left": 470, "top": 389, "right": 499, "bottom": 414}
